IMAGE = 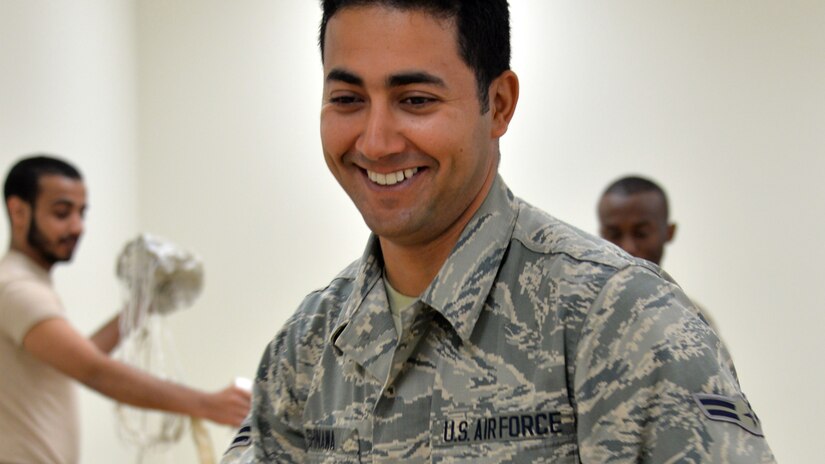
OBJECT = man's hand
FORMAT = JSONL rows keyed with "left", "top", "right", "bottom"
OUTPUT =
{"left": 199, "top": 384, "right": 252, "bottom": 427}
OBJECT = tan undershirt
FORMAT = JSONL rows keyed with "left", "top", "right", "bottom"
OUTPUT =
{"left": 383, "top": 273, "right": 417, "bottom": 337}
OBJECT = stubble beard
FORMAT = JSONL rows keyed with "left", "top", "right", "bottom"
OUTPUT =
{"left": 27, "top": 215, "right": 76, "bottom": 265}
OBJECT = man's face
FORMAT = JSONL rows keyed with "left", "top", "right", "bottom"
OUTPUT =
{"left": 597, "top": 191, "right": 675, "bottom": 265}
{"left": 320, "top": 6, "right": 499, "bottom": 248}
{"left": 26, "top": 175, "right": 86, "bottom": 265}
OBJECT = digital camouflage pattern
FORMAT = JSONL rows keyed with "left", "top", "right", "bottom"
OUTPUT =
{"left": 223, "top": 176, "right": 774, "bottom": 463}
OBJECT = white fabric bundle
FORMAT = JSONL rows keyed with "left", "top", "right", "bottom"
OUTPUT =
{"left": 116, "top": 233, "right": 204, "bottom": 316}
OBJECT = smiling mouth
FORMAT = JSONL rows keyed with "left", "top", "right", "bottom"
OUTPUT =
{"left": 366, "top": 167, "right": 420, "bottom": 186}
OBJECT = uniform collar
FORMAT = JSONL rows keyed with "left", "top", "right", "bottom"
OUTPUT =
{"left": 419, "top": 174, "right": 518, "bottom": 341}
{"left": 331, "top": 174, "right": 518, "bottom": 355}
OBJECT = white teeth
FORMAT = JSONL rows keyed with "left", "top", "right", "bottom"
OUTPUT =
{"left": 367, "top": 167, "right": 419, "bottom": 185}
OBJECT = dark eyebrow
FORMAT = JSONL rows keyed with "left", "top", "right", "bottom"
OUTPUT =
{"left": 326, "top": 68, "right": 445, "bottom": 89}
{"left": 326, "top": 68, "right": 363, "bottom": 86}
{"left": 50, "top": 198, "right": 86, "bottom": 210}
{"left": 388, "top": 71, "right": 445, "bottom": 88}
{"left": 51, "top": 199, "right": 75, "bottom": 207}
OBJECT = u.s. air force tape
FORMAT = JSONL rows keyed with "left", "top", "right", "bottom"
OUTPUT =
{"left": 693, "top": 393, "right": 764, "bottom": 437}
{"left": 431, "top": 409, "right": 576, "bottom": 447}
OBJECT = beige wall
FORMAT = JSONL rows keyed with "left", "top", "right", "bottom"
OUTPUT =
{"left": 3, "top": 0, "right": 823, "bottom": 462}
{"left": 504, "top": 4, "right": 825, "bottom": 461}
{"left": 0, "top": 0, "right": 139, "bottom": 462}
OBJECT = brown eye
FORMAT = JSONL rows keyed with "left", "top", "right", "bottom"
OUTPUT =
{"left": 603, "top": 229, "right": 621, "bottom": 241}
{"left": 632, "top": 230, "right": 650, "bottom": 240}
{"left": 402, "top": 96, "right": 434, "bottom": 105}
{"left": 330, "top": 95, "right": 362, "bottom": 105}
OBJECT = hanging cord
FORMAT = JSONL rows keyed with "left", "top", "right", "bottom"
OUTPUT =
{"left": 191, "top": 417, "right": 215, "bottom": 464}
{"left": 114, "top": 234, "right": 207, "bottom": 463}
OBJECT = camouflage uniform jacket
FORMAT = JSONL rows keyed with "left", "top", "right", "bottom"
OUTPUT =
{"left": 223, "top": 175, "right": 775, "bottom": 463}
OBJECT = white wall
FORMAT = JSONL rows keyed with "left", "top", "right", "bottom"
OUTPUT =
{"left": 135, "top": 1, "right": 353, "bottom": 461}
{"left": 505, "top": 3, "right": 825, "bottom": 462}
{"left": 3, "top": 0, "right": 823, "bottom": 462}
{"left": 0, "top": 0, "right": 139, "bottom": 462}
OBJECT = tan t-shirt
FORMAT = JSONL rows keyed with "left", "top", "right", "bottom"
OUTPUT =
{"left": 0, "top": 250, "right": 79, "bottom": 464}
{"left": 383, "top": 274, "right": 418, "bottom": 338}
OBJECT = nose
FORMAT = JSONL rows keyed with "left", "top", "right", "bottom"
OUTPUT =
{"left": 619, "top": 236, "right": 638, "bottom": 257}
{"left": 69, "top": 212, "right": 84, "bottom": 236}
{"left": 355, "top": 103, "right": 405, "bottom": 161}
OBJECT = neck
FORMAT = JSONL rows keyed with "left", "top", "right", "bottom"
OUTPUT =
{"left": 379, "top": 226, "right": 460, "bottom": 297}
{"left": 380, "top": 167, "right": 498, "bottom": 297}
{"left": 10, "top": 241, "right": 53, "bottom": 272}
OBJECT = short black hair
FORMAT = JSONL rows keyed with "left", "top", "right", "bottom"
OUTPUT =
{"left": 4, "top": 155, "right": 82, "bottom": 206}
{"left": 318, "top": 0, "right": 511, "bottom": 113}
{"left": 602, "top": 175, "right": 670, "bottom": 219}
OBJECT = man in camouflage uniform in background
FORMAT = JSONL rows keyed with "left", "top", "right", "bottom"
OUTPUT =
{"left": 223, "top": 0, "right": 775, "bottom": 462}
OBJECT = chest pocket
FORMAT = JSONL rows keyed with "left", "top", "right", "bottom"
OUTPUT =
{"left": 305, "top": 426, "right": 362, "bottom": 464}
{"left": 429, "top": 409, "right": 578, "bottom": 463}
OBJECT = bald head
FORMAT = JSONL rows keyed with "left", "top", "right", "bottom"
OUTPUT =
{"left": 597, "top": 176, "right": 675, "bottom": 265}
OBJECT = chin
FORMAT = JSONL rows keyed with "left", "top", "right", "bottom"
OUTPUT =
{"left": 52, "top": 250, "right": 76, "bottom": 263}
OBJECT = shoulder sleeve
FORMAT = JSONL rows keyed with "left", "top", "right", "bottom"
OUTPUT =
{"left": 222, "top": 329, "right": 307, "bottom": 463}
{"left": 574, "top": 265, "right": 775, "bottom": 463}
{"left": 0, "top": 279, "right": 65, "bottom": 345}
{"left": 222, "top": 289, "right": 339, "bottom": 464}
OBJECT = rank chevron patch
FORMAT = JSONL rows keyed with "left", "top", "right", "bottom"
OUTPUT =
{"left": 692, "top": 393, "right": 764, "bottom": 437}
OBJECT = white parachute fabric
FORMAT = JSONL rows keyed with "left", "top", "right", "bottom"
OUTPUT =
{"left": 116, "top": 234, "right": 204, "bottom": 316}
{"left": 114, "top": 233, "right": 204, "bottom": 460}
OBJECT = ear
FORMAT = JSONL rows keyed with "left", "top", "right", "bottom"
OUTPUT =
{"left": 6, "top": 197, "right": 31, "bottom": 230}
{"left": 666, "top": 222, "right": 677, "bottom": 243}
{"left": 489, "top": 70, "right": 519, "bottom": 138}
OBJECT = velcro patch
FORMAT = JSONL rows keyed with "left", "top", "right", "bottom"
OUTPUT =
{"left": 693, "top": 393, "right": 763, "bottom": 437}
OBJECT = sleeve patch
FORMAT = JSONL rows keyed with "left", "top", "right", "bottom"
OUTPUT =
{"left": 226, "top": 425, "right": 252, "bottom": 451}
{"left": 693, "top": 393, "right": 764, "bottom": 437}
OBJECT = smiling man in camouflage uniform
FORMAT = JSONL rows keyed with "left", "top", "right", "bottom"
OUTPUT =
{"left": 222, "top": 1, "right": 775, "bottom": 462}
